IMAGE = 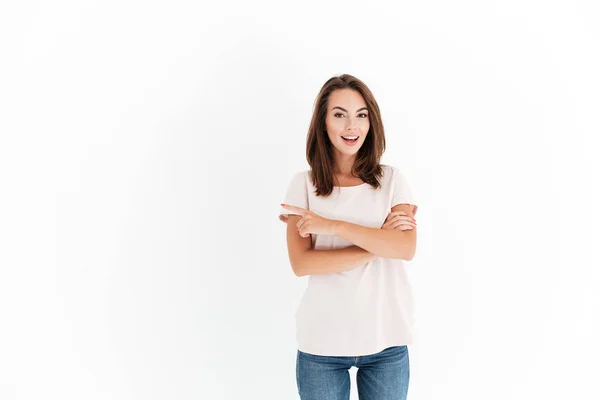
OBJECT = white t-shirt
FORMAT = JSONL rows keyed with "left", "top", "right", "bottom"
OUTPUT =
{"left": 279, "top": 164, "right": 419, "bottom": 356}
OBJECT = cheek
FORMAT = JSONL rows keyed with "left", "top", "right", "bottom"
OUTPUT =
{"left": 327, "top": 117, "right": 342, "bottom": 126}
{"left": 326, "top": 130, "right": 339, "bottom": 144}
{"left": 361, "top": 120, "right": 370, "bottom": 133}
{"left": 327, "top": 121, "right": 344, "bottom": 133}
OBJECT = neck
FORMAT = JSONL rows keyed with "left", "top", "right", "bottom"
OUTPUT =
{"left": 332, "top": 150, "right": 356, "bottom": 176}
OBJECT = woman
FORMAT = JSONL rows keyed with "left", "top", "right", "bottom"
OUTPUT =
{"left": 279, "top": 74, "right": 418, "bottom": 400}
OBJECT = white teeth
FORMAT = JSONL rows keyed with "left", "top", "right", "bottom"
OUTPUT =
{"left": 342, "top": 136, "right": 358, "bottom": 140}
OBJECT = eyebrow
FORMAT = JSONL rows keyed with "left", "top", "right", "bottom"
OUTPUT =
{"left": 331, "top": 106, "right": 368, "bottom": 113}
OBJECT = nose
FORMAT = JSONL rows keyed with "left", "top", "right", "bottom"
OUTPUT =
{"left": 346, "top": 118, "right": 359, "bottom": 131}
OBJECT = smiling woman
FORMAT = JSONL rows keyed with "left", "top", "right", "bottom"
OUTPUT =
{"left": 278, "top": 74, "right": 418, "bottom": 400}
{"left": 304, "top": 83, "right": 387, "bottom": 195}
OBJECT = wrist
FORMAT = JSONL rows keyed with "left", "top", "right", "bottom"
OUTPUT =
{"left": 332, "top": 219, "right": 346, "bottom": 236}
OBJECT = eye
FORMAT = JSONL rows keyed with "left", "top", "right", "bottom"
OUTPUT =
{"left": 334, "top": 113, "right": 345, "bottom": 118}
{"left": 359, "top": 113, "right": 368, "bottom": 118}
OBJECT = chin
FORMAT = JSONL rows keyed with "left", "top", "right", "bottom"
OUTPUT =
{"left": 339, "top": 147, "right": 361, "bottom": 155}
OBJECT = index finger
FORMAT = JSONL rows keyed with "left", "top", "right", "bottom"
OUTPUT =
{"left": 281, "top": 203, "right": 308, "bottom": 216}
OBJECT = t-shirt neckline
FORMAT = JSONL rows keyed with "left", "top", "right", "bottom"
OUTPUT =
{"left": 334, "top": 182, "right": 368, "bottom": 189}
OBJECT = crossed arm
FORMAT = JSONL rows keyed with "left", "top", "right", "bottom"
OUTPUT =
{"left": 334, "top": 204, "right": 416, "bottom": 260}
{"left": 284, "top": 203, "right": 417, "bottom": 276}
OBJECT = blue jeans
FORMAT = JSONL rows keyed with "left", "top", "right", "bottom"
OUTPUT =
{"left": 296, "top": 345, "right": 410, "bottom": 400}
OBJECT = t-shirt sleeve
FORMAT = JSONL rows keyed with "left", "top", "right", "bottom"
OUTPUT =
{"left": 279, "top": 171, "right": 309, "bottom": 222}
{"left": 391, "top": 167, "right": 418, "bottom": 217}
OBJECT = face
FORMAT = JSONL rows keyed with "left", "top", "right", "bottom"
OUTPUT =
{"left": 325, "top": 89, "right": 370, "bottom": 158}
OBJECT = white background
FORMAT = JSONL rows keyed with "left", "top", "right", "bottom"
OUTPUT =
{"left": 1, "top": 1, "right": 598, "bottom": 399}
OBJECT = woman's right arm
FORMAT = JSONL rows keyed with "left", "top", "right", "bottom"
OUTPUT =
{"left": 285, "top": 215, "right": 376, "bottom": 276}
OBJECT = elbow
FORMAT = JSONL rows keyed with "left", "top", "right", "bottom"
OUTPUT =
{"left": 293, "top": 267, "right": 307, "bottom": 277}
{"left": 395, "top": 253, "right": 413, "bottom": 261}
{"left": 405, "top": 246, "right": 416, "bottom": 261}
{"left": 389, "top": 230, "right": 416, "bottom": 261}
{"left": 291, "top": 261, "right": 306, "bottom": 277}
{"left": 290, "top": 249, "right": 311, "bottom": 277}
{"left": 400, "top": 233, "right": 416, "bottom": 261}
{"left": 395, "top": 246, "right": 415, "bottom": 261}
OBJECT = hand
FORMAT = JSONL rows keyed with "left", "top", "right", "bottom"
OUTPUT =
{"left": 280, "top": 204, "right": 337, "bottom": 237}
{"left": 381, "top": 211, "right": 416, "bottom": 231}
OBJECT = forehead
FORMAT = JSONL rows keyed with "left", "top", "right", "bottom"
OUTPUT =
{"left": 328, "top": 89, "right": 366, "bottom": 109}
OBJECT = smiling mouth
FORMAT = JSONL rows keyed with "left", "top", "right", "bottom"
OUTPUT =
{"left": 341, "top": 135, "right": 359, "bottom": 142}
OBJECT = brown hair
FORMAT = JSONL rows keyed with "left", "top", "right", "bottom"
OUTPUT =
{"left": 306, "top": 74, "right": 386, "bottom": 196}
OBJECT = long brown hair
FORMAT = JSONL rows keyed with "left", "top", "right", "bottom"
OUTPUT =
{"left": 306, "top": 74, "right": 386, "bottom": 196}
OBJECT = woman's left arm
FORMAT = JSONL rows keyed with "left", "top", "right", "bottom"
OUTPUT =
{"left": 334, "top": 203, "right": 416, "bottom": 260}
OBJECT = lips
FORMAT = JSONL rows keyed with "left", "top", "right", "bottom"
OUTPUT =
{"left": 341, "top": 135, "right": 359, "bottom": 146}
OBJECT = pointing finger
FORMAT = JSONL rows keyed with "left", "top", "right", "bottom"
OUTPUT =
{"left": 281, "top": 203, "right": 308, "bottom": 216}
